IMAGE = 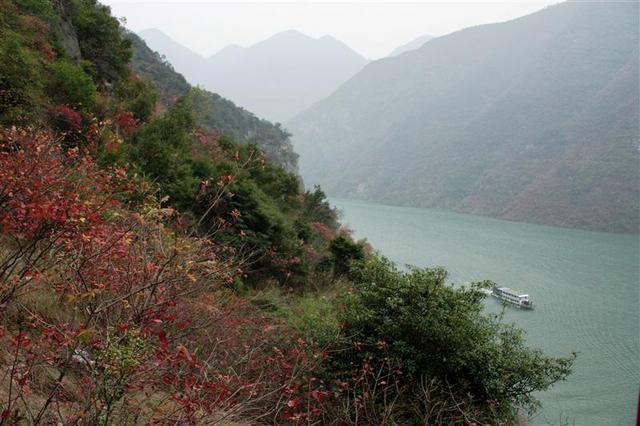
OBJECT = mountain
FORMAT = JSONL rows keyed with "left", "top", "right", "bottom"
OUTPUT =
{"left": 127, "top": 32, "right": 299, "bottom": 172}
{"left": 388, "top": 34, "right": 433, "bottom": 56}
{"left": 287, "top": 1, "right": 639, "bottom": 233}
{"left": 138, "top": 29, "right": 368, "bottom": 122}
{"left": 137, "top": 28, "right": 209, "bottom": 84}
{"left": 203, "top": 30, "right": 368, "bottom": 122}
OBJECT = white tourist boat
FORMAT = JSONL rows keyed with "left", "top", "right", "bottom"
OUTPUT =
{"left": 483, "top": 286, "right": 534, "bottom": 309}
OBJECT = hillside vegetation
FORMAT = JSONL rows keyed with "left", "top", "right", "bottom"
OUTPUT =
{"left": 288, "top": 1, "right": 640, "bottom": 233}
{"left": 0, "top": 0, "right": 574, "bottom": 424}
{"left": 139, "top": 29, "right": 369, "bottom": 123}
{"left": 127, "top": 31, "right": 299, "bottom": 173}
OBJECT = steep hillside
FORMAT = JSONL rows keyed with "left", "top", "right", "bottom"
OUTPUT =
{"left": 127, "top": 31, "right": 298, "bottom": 172}
{"left": 287, "top": 1, "right": 639, "bottom": 233}
{"left": 388, "top": 34, "right": 433, "bottom": 56}
{"left": 139, "top": 29, "right": 368, "bottom": 122}
{"left": 137, "top": 28, "right": 209, "bottom": 85}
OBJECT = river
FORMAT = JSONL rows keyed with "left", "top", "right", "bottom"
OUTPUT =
{"left": 330, "top": 197, "right": 639, "bottom": 425}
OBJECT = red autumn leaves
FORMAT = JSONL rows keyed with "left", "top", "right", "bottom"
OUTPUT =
{"left": 0, "top": 129, "right": 329, "bottom": 424}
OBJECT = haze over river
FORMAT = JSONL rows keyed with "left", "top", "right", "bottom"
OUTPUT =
{"left": 331, "top": 198, "right": 639, "bottom": 425}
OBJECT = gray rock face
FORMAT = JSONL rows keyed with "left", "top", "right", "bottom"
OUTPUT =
{"left": 53, "top": 2, "right": 81, "bottom": 60}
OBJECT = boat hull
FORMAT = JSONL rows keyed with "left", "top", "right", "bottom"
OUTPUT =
{"left": 491, "top": 293, "right": 534, "bottom": 309}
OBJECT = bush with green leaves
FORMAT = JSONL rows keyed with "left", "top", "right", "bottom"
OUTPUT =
{"left": 0, "top": 31, "right": 42, "bottom": 126}
{"left": 46, "top": 59, "right": 98, "bottom": 113}
{"left": 334, "top": 256, "right": 575, "bottom": 421}
{"left": 68, "top": 0, "right": 132, "bottom": 84}
{"left": 14, "top": 0, "right": 55, "bottom": 21}
{"left": 329, "top": 235, "right": 364, "bottom": 276}
{"left": 303, "top": 186, "right": 338, "bottom": 228}
{"left": 116, "top": 77, "right": 158, "bottom": 121}
{"left": 128, "top": 100, "right": 198, "bottom": 208}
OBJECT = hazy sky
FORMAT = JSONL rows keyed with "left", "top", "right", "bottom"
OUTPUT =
{"left": 102, "top": 0, "right": 560, "bottom": 59}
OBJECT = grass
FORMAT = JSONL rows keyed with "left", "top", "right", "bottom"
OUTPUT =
{"left": 247, "top": 279, "right": 345, "bottom": 348}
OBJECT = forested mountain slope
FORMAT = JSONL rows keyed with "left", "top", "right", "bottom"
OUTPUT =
{"left": 138, "top": 28, "right": 209, "bottom": 84}
{"left": 287, "top": 1, "right": 639, "bottom": 233}
{"left": 127, "top": 31, "right": 299, "bottom": 172}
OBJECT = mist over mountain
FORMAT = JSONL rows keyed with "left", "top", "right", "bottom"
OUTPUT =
{"left": 138, "top": 28, "right": 210, "bottom": 84}
{"left": 388, "top": 34, "right": 433, "bottom": 56}
{"left": 127, "top": 32, "right": 299, "bottom": 173}
{"left": 287, "top": 2, "right": 639, "bottom": 233}
{"left": 137, "top": 29, "right": 369, "bottom": 122}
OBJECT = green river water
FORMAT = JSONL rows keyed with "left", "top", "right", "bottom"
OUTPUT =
{"left": 330, "top": 198, "right": 639, "bottom": 425}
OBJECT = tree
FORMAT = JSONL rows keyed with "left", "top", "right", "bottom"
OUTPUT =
{"left": 128, "top": 100, "right": 197, "bottom": 208}
{"left": 335, "top": 256, "right": 575, "bottom": 422}
{"left": 329, "top": 235, "right": 364, "bottom": 276}
{"left": 46, "top": 59, "right": 97, "bottom": 113}
{"left": 68, "top": 0, "right": 132, "bottom": 84}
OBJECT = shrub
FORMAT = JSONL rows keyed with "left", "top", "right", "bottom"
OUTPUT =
{"left": 334, "top": 256, "right": 575, "bottom": 423}
{"left": 329, "top": 235, "right": 364, "bottom": 276}
{"left": 116, "top": 77, "right": 158, "bottom": 121}
{"left": 0, "top": 129, "right": 329, "bottom": 424}
{"left": 14, "top": 0, "right": 55, "bottom": 21}
{"left": 68, "top": 0, "right": 132, "bottom": 84}
{"left": 46, "top": 59, "right": 98, "bottom": 112}
{"left": 0, "top": 31, "right": 42, "bottom": 125}
{"left": 128, "top": 100, "right": 198, "bottom": 208}
{"left": 47, "top": 104, "right": 85, "bottom": 147}
{"left": 302, "top": 185, "right": 338, "bottom": 228}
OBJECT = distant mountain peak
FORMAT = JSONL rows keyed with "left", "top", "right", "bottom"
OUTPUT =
{"left": 137, "top": 28, "right": 205, "bottom": 60}
{"left": 138, "top": 28, "right": 368, "bottom": 122}
{"left": 273, "top": 29, "right": 311, "bottom": 38}
{"left": 201, "top": 31, "right": 367, "bottom": 122}
{"left": 210, "top": 43, "right": 243, "bottom": 59}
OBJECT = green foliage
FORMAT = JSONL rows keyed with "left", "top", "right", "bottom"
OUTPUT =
{"left": 250, "top": 163, "right": 299, "bottom": 206}
{"left": 97, "top": 328, "right": 147, "bottom": 375}
{"left": 227, "top": 179, "right": 287, "bottom": 247}
{"left": 14, "top": 0, "right": 55, "bottom": 21}
{"left": 125, "top": 31, "right": 191, "bottom": 104}
{"left": 290, "top": 292, "right": 341, "bottom": 347}
{"left": 211, "top": 174, "right": 308, "bottom": 283}
{"left": 293, "top": 219, "right": 312, "bottom": 241}
{"left": 46, "top": 59, "right": 97, "bottom": 112}
{"left": 116, "top": 77, "right": 158, "bottom": 121}
{"left": 329, "top": 235, "right": 364, "bottom": 276}
{"left": 302, "top": 186, "right": 338, "bottom": 228}
{"left": 68, "top": 0, "right": 131, "bottom": 84}
{"left": 186, "top": 88, "right": 299, "bottom": 171}
{"left": 0, "top": 31, "right": 42, "bottom": 125}
{"left": 128, "top": 100, "right": 197, "bottom": 208}
{"left": 123, "top": 93, "right": 329, "bottom": 285}
{"left": 124, "top": 33, "right": 299, "bottom": 171}
{"left": 336, "top": 256, "right": 575, "bottom": 418}
{"left": 250, "top": 287, "right": 340, "bottom": 347}
{"left": 95, "top": 327, "right": 148, "bottom": 423}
